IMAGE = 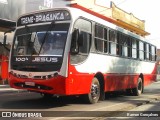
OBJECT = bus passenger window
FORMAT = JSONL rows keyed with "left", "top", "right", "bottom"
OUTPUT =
{"left": 145, "top": 44, "right": 150, "bottom": 60}
{"left": 151, "top": 46, "right": 156, "bottom": 61}
{"left": 139, "top": 41, "right": 144, "bottom": 60}
{"left": 110, "top": 43, "right": 116, "bottom": 55}
{"left": 94, "top": 24, "right": 107, "bottom": 53}
{"left": 104, "top": 41, "right": 108, "bottom": 53}
{"left": 95, "top": 39, "right": 104, "bottom": 52}
{"left": 132, "top": 39, "right": 137, "bottom": 59}
{"left": 109, "top": 30, "right": 116, "bottom": 55}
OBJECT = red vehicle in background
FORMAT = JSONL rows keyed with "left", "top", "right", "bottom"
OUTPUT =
{"left": 0, "top": 35, "right": 10, "bottom": 84}
{"left": 0, "top": 55, "right": 9, "bottom": 81}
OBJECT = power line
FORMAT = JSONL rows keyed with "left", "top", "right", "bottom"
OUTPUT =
{"left": 98, "top": 0, "right": 128, "bottom": 13}
{"left": 116, "top": 0, "right": 128, "bottom": 6}
{"left": 146, "top": 37, "right": 160, "bottom": 41}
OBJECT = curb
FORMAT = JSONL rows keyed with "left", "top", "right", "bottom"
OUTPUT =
{"left": 0, "top": 85, "right": 27, "bottom": 94}
{"left": 0, "top": 89, "right": 27, "bottom": 94}
{"left": 0, "top": 85, "right": 10, "bottom": 88}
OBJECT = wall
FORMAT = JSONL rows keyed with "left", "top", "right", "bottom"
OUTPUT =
{"left": 0, "top": 0, "right": 70, "bottom": 21}
{"left": 0, "top": 0, "right": 70, "bottom": 43}
{"left": 0, "top": 0, "right": 25, "bottom": 21}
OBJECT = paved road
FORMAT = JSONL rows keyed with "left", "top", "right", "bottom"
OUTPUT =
{"left": 0, "top": 81, "right": 160, "bottom": 120}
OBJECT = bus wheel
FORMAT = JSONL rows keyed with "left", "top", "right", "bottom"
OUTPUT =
{"left": 132, "top": 78, "right": 143, "bottom": 96}
{"left": 85, "top": 77, "right": 100, "bottom": 104}
{"left": 41, "top": 93, "right": 53, "bottom": 99}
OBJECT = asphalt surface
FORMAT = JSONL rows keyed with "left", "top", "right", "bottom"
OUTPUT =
{"left": 0, "top": 85, "right": 27, "bottom": 94}
{"left": 0, "top": 81, "right": 160, "bottom": 120}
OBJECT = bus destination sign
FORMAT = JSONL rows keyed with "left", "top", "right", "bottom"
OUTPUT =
{"left": 17, "top": 10, "right": 71, "bottom": 26}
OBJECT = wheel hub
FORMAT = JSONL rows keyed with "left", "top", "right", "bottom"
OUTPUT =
{"left": 91, "top": 84, "right": 99, "bottom": 99}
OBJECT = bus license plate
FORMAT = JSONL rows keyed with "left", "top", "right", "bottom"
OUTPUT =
{"left": 25, "top": 82, "right": 35, "bottom": 86}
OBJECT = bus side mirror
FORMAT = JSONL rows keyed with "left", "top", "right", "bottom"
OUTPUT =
{"left": 71, "top": 29, "right": 80, "bottom": 54}
{"left": 78, "top": 32, "right": 85, "bottom": 46}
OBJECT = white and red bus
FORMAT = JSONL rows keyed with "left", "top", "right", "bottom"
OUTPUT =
{"left": 9, "top": 7, "right": 157, "bottom": 103}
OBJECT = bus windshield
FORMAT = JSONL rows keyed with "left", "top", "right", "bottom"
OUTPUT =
{"left": 11, "top": 23, "right": 69, "bottom": 72}
{"left": 13, "top": 24, "right": 69, "bottom": 56}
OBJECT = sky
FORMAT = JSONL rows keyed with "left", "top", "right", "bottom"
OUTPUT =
{"left": 96, "top": 0, "right": 160, "bottom": 48}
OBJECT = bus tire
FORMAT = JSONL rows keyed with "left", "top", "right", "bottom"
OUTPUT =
{"left": 84, "top": 77, "right": 100, "bottom": 104}
{"left": 132, "top": 77, "right": 143, "bottom": 96}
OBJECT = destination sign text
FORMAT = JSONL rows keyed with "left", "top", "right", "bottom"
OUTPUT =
{"left": 17, "top": 10, "right": 71, "bottom": 26}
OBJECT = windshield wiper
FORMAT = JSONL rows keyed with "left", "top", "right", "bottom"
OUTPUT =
{"left": 30, "top": 32, "right": 38, "bottom": 56}
{"left": 24, "top": 25, "right": 37, "bottom": 56}
{"left": 38, "top": 21, "right": 55, "bottom": 55}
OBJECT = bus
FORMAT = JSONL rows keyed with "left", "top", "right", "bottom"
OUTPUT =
{"left": 9, "top": 7, "right": 157, "bottom": 104}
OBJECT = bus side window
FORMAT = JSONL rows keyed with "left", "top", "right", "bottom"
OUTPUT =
{"left": 132, "top": 39, "right": 137, "bottom": 59}
{"left": 109, "top": 29, "right": 116, "bottom": 55}
{"left": 70, "top": 18, "right": 92, "bottom": 64}
{"left": 151, "top": 45, "right": 156, "bottom": 61}
{"left": 139, "top": 41, "right": 144, "bottom": 60}
{"left": 121, "top": 35, "right": 128, "bottom": 57}
{"left": 145, "top": 44, "right": 149, "bottom": 60}
{"left": 95, "top": 24, "right": 105, "bottom": 53}
{"left": 128, "top": 38, "right": 132, "bottom": 57}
